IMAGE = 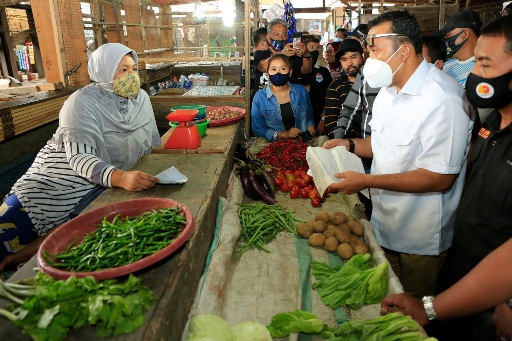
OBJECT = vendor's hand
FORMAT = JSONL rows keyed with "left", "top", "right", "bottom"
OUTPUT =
{"left": 381, "top": 294, "right": 429, "bottom": 327}
{"left": 317, "top": 120, "right": 325, "bottom": 136}
{"left": 307, "top": 126, "right": 316, "bottom": 137}
{"left": 281, "top": 43, "right": 296, "bottom": 57}
{"left": 323, "top": 138, "right": 349, "bottom": 150}
{"left": 0, "top": 235, "right": 46, "bottom": 272}
{"left": 328, "top": 171, "right": 368, "bottom": 195}
{"left": 0, "top": 254, "right": 18, "bottom": 272}
{"left": 285, "top": 127, "right": 301, "bottom": 139}
{"left": 494, "top": 303, "right": 512, "bottom": 341}
{"left": 112, "top": 170, "right": 159, "bottom": 191}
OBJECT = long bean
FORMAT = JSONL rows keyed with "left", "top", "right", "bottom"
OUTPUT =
{"left": 43, "top": 207, "right": 187, "bottom": 272}
{"left": 236, "top": 203, "right": 301, "bottom": 259}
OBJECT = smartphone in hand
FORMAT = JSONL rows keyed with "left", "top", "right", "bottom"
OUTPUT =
{"left": 292, "top": 32, "right": 302, "bottom": 49}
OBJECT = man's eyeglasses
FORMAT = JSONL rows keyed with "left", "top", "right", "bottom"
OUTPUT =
{"left": 364, "top": 33, "right": 407, "bottom": 48}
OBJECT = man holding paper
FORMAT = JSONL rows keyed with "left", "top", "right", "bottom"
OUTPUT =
{"left": 323, "top": 11, "right": 474, "bottom": 299}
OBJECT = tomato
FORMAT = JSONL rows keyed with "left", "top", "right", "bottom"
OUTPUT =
{"left": 299, "top": 187, "right": 310, "bottom": 198}
{"left": 279, "top": 183, "right": 290, "bottom": 192}
{"left": 310, "top": 197, "right": 322, "bottom": 207}
{"left": 322, "top": 189, "right": 330, "bottom": 198}
{"left": 275, "top": 170, "right": 285, "bottom": 179}
{"left": 302, "top": 174, "right": 313, "bottom": 184}
{"left": 290, "top": 187, "right": 300, "bottom": 199}
{"left": 305, "top": 184, "right": 313, "bottom": 191}
{"left": 308, "top": 188, "right": 320, "bottom": 199}
{"left": 295, "top": 178, "right": 307, "bottom": 188}
{"left": 274, "top": 177, "right": 284, "bottom": 186}
{"left": 285, "top": 174, "right": 296, "bottom": 182}
{"left": 296, "top": 170, "right": 308, "bottom": 178}
{"left": 284, "top": 169, "right": 294, "bottom": 176}
{"left": 292, "top": 184, "right": 301, "bottom": 192}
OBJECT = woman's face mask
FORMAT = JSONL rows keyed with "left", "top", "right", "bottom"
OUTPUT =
{"left": 112, "top": 73, "right": 140, "bottom": 99}
{"left": 268, "top": 72, "right": 290, "bottom": 86}
{"left": 466, "top": 70, "right": 512, "bottom": 109}
{"left": 362, "top": 45, "right": 404, "bottom": 88}
{"left": 443, "top": 30, "right": 466, "bottom": 59}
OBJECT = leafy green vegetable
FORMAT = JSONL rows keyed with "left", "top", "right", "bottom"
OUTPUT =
{"left": 312, "top": 254, "right": 388, "bottom": 309}
{"left": 231, "top": 320, "right": 272, "bottom": 340}
{"left": 0, "top": 272, "right": 154, "bottom": 341}
{"left": 266, "top": 309, "right": 326, "bottom": 338}
{"left": 187, "top": 314, "right": 235, "bottom": 341}
{"left": 331, "top": 312, "right": 433, "bottom": 341}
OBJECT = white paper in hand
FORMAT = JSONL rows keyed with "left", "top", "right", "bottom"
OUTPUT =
{"left": 155, "top": 166, "right": 188, "bottom": 185}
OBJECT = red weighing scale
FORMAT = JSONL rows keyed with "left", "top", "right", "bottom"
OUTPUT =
{"left": 164, "top": 109, "right": 201, "bottom": 149}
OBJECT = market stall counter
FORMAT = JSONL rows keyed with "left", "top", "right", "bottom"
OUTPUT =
{"left": 0, "top": 123, "right": 243, "bottom": 341}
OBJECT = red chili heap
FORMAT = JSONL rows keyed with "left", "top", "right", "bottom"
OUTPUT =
{"left": 256, "top": 139, "right": 309, "bottom": 172}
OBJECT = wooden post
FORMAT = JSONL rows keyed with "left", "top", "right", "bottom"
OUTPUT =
{"left": 465, "top": 0, "right": 472, "bottom": 9}
{"left": 26, "top": 9, "right": 45, "bottom": 78}
{"left": 0, "top": 8, "right": 19, "bottom": 80}
{"left": 244, "top": 0, "right": 251, "bottom": 136}
{"left": 124, "top": 0, "right": 145, "bottom": 66}
{"left": 160, "top": 6, "right": 173, "bottom": 50}
{"left": 380, "top": 0, "right": 384, "bottom": 14}
{"left": 102, "top": 1, "right": 123, "bottom": 43}
{"left": 31, "top": 0, "right": 65, "bottom": 83}
{"left": 439, "top": 0, "right": 446, "bottom": 30}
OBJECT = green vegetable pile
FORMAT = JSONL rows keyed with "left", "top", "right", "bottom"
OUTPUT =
{"left": 43, "top": 207, "right": 187, "bottom": 272}
{"left": 237, "top": 203, "right": 300, "bottom": 258}
{"left": 0, "top": 272, "right": 154, "bottom": 341}
{"left": 266, "top": 310, "right": 436, "bottom": 341}
{"left": 331, "top": 312, "right": 437, "bottom": 341}
{"left": 266, "top": 310, "right": 326, "bottom": 338}
{"left": 312, "top": 253, "right": 388, "bottom": 309}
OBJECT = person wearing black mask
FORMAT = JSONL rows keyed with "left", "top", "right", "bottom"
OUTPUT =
{"left": 252, "top": 18, "right": 312, "bottom": 99}
{"left": 251, "top": 54, "right": 315, "bottom": 141}
{"left": 424, "top": 15, "right": 512, "bottom": 341}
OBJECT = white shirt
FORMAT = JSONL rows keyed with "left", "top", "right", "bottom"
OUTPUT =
{"left": 369, "top": 60, "right": 474, "bottom": 255}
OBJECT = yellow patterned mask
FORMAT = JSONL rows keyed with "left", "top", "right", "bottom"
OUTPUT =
{"left": 112, "top": 73, "right": 140, "bottom": 99}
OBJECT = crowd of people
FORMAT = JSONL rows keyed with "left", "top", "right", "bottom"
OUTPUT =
{"left": 250, "top": 5, "right": 512, "bottom": 341}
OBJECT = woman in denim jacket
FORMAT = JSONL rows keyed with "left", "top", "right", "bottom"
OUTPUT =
{"left": 251, "top": 54, "right": 316, "bottom": 141}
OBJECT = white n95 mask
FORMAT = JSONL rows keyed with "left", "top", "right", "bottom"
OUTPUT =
{"left": 363, "top": 45, "right": 404, "bottom": 88}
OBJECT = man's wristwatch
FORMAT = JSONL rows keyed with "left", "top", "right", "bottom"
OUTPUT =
{"left": 422, "top": 296, "right": 438, "bottom": 321}
{"left": 273, "top": 131, "right": 279, "bottom": 141}
{"left": 347, "top": 139, "right": 355, "bottom": 153}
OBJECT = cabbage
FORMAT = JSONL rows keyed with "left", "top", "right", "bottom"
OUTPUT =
{"left": 187, "top": 314, "right": 235, "bottom": 341}
{"left": 231, "top": 321, "right": 272, "bottom": 341}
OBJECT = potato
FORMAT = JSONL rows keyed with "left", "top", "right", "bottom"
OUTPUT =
{"left": 351, "top": 240, "right": 370, "bottom": 254}
{"left": 350, "top": 234, "right": 360, "bottom": 244}
{"left": 334, "top": 226, "right": 351, "bottom": 244}
{"left": 324, "top": 237, "right": 339, "bottom": 252}
{"left": 306, "top": 219, "right": 317, "bottom": 229}
{"left": 323, "top": 228, "right": 337, "bottom": 238}
{"left": 296, "top": 222, "right": 313, "bottom": 239}
{"left": 315, "top": 211, "right": 330, "bottom": 223}
{"left": 348, "top": 215, "right": 355, "bottom": 222}
{"left": 348, "top": 221, "right": 364, "bottom": 236}
{"left": 313, "top": 220, "right": 328, "bottom": 233}
{"left": 309, "top": 233, "right": 326, "bottom": 247}
{"left": 337, "top": 243, "right": 354, "bottom": 260}
{"left": 330, "top": 211, "right": 348, "bottom": 225}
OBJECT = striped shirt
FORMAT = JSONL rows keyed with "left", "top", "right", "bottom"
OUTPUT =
{"left": 334, "top": 69, "right": 379, "bottom": 139}
{"left": 442, "top": 56, "right": 476, "bottom": 88}
{"left": 323, "top": 75, "right": 353, "bottom": 139}
{"left": 10, "top": 141, "right": 116, "bottom": 236}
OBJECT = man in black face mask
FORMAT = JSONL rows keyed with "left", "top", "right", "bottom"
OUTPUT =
{"left": 430, "top": 9, "right": 482, "bottom": 89}
{"left": 431, "top": 15, "right": 512, "bottom": 341}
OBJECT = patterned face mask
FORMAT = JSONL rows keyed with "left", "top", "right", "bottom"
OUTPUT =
{"left": 112, "top": 73, "right": 140, "bottom": 99}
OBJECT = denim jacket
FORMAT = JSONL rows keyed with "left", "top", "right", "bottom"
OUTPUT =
{"left": 251, "top": 83, "right": 314, "bottom": 141}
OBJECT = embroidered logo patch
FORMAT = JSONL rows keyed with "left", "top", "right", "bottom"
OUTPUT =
{"left": 475, "top": 82, "right": 494, "bottom": 99}
{"left": 315, "top": 73, "right": 323, "bottom": 83}
{"left": 478, "top": 127, "right": 490, "bottom": 139}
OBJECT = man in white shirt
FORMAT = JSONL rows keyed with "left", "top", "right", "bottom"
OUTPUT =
{"left": 323, "top": 10, "right": 474, "bottom": 298}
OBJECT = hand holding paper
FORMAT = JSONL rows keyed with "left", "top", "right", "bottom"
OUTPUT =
{"left": 330, "top": 171, "right": 369, "bottom": 195}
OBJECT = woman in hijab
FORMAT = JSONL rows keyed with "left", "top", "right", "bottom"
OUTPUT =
{"left": 0, "top": 43, "right": 161, "bottom": 272}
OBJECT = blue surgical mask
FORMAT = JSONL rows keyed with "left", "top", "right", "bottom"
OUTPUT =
{"left": 270, "top": 39, "right": 287, "bottom": 51}
{"left": 269, "top": 72, "right": 290, "bottom": 86}
{"left": 443, "top": 30, "right": 466, "bottom": 58}
{"left": 333, "top": 38, "right": 343, "bottom": 42}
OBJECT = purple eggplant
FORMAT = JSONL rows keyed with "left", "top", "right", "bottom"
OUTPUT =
{"left": 248, "top": 167, "right": 277, "bottom": 205}
{"left": 240, "top": 164, "right": 259, "bottom": 200}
